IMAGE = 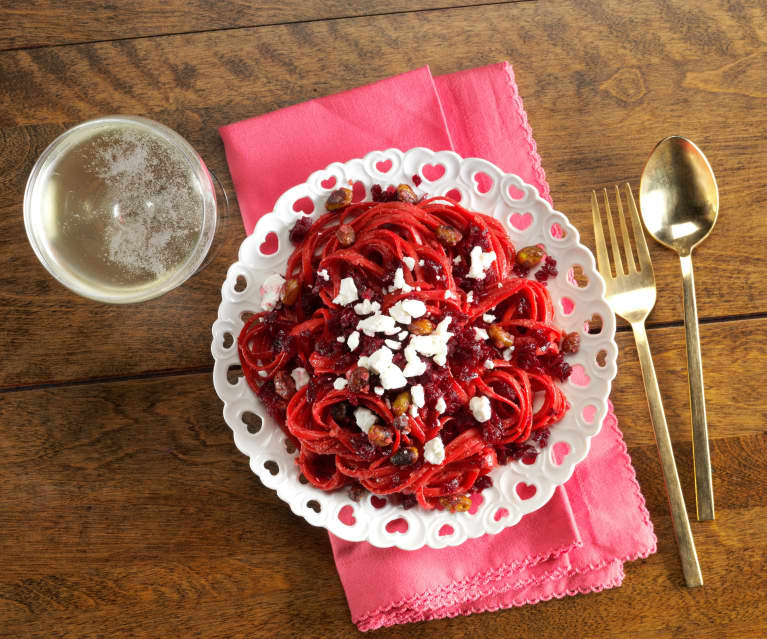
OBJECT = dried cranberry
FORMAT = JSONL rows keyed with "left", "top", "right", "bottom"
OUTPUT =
{"left": 289, "top": 217, "right": 313, "bottom": 244}
{"left": 469, "top": 475, "right": 493, "bottom": 494}
{"left": 561, "top": 331, "right": 581, "bottom": 354}
{"left": 481, "top": 414, "right": 505, "bottom": 444}
{"left": 348, "top": 483, "right": 366, "bottom": 502}
{"left": 339, "top": 307, "right": 358, "bottom": 328}
{"left": 535, "top": 256, "right": 559, "bottom": 282}
{"left": 346, "top": 366, "right": 370, "bottom": 393}
{"left": 512, "top": 262, "right": 530, "bottom": 278}
{"left": 273, "top": 371, "right": 296, "bottom": 399}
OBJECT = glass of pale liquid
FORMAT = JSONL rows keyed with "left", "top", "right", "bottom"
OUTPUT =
{"left": 24, "top": 115, "right": 221, "bottom": 304}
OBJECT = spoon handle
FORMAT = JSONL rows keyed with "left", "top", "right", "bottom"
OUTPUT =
{"left": 680, "top": 253, "right": 715, "bottom": 521}
{"left": 632, "top": 320, "right": 703, "bottom": 587}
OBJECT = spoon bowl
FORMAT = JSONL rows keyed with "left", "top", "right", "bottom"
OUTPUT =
{"left": 639, "top": 136, "right": 719, "bottom": 256}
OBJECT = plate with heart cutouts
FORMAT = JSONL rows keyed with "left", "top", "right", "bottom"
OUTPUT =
{"left": 211, "top": 147, "right": 617, "bottom": 550}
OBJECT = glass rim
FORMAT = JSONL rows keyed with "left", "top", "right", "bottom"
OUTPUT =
{"left": 23, "top": 114, "right": 218, "bottom": 304}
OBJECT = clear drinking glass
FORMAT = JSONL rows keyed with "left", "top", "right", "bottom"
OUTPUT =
{"left": 24, "top": 115, "right": 223, "bottom": 304}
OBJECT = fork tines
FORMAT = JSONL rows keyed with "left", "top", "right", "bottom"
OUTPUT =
{"left": 591, "top": 183, "right": 653, "bottom": 280}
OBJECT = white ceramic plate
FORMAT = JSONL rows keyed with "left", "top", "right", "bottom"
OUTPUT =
{"left": 212, "top": 148, "right": 617, "bottom": 550}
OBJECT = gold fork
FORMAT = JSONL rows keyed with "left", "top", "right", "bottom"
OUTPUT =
{"left": 592, "top": 184, "right": 703, "bottom": 587}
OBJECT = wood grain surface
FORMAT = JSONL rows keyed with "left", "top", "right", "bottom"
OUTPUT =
{"left": 1, "top": 0, "right": 766, "bottom": 637}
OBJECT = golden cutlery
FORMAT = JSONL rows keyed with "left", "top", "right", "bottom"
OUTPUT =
{"left": 592, "top": 184, "right": 703, "bottom": 587}
{"left": 640, "top": 136, "right": 718, "bottom": 521}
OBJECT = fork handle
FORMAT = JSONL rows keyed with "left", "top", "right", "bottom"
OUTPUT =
{"left": 632, "top": 321, "right": 703, "bottom": 587}
{"left": 680, "top": 253, "right": 715, "bottom": 521}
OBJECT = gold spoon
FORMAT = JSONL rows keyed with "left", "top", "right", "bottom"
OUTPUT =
{"left": 639, "top": 136, "right": 718, "bottom": 521}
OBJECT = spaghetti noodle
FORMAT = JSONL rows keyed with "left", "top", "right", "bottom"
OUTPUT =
{"left": 239, "top": 187, "right": 576, "bottom": 510}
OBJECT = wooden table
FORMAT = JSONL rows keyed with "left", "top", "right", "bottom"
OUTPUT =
{"left": 2, "top": 1, "right": 765, "bottom": 637}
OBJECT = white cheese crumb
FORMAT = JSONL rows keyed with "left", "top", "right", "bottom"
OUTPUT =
{"left": 353, "top": 298, "right": 381, "bottom": 316}
{"left": 483, "top": 313, "right": 496, "bottom": 323}
{"left": 467, "top": 246, "right": 496, "bottom": 280}
{"left": 424, "top": 436, "right": 445, "bottom": 464}
{"left": 259, "top": 273, "right": 285, "bottom": 311}
{"left": 347, "top": 331, "right": 360, "bottom": 351}
{"left": 337, "top": 335, "right": 346, "bottom": 342}
{"left": 401, "top": 299, "right": 427, "bottom": 318}
{"left": 503, "top": 347, "right": 514, "bottom": 361}
{"left": 318, "top": 269, "right": 330, "bottom": 281}
{"left": 444, "top": 290, "right": 456, "bottom": 300}
{"left": 402, "top": 256, "right": 416, "bottom": 270}
{"left": 357, "top": 313, "right": 398, "bottom": 336}
{"left": 453, "top": 255, "right": 462, "bottom": 265}
{"left": 398, "top": 330, "right": 409, "bottom": 341}
{"left": 291, "top": 367, "right": 310, "bottom": 389}
{"left": 367, "top": 346, "right": 393, "bottom": 372}
{"left": 403, "top": 344, "right": 427, "bottom": 377}
{"left": 410, "top": 384, "right": 425, "bottom": 408}
{"left": 388, "top": 301, "right": 412, "bottom": 324}
{"left": 474, "top": 327, "right": 489, "bottom": 341}
{"left": 385, "top": 339, "right": 402, "bottom": 350}
{"left": 333, "top": 377, "right": 348, "bottom": 390}
{"left": 409, "top": 404, "right": 419, "bottom": 417}
{"left": 374, "top": 386, "right": 384, "bottom": 395}
{"left": 469, "top": 396, "right": 492, "bottom": 422}
{"left": 484, "top": 360, "right": 495, "bottom": 369}
{"left": 354, "top": 406, "right": 378, "bottom": 433}
{"left": 467, "top": 291, "right": 474, "bottom": 303}
{"left": 435, "top": 397, "right": 447, "bottom": 414}
{"left": 418, "top": 259, "right": 425, "bottom": 266}
{"left": 392, "top": 267, "right": 413, "bottom": 293}
{"left": 379, "top": 364, "right": 407, "bottom": 389}
{"left": 409, "top": 316, "right": 453, "bottom": 367}
{"left": 258, "top": 370, "right": 268, "bottom": 378}
{"left": 333, "top": 277, "right": 359, "bottom": 305}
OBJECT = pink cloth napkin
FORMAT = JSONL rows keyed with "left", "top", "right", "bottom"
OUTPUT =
{"left": 220, "top": 63, "right": 656, "bottom": 631}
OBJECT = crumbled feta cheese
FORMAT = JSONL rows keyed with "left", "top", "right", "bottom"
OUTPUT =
{"left": 347, "top": 331, "right": 360, "bottom": 351}
{"left": 391, "top": 267, "right": 413, "bottom": 293}
{"left": 318, "top": 269, "right": 330, "bottom": 281}
{"left": 409, "top": 404, "right": 419, "bottom": 417}
{"left": 453, "top": 255, "right": 462, "bottom": 265}
{"left": 423, "top": 436, "right": 445, "bottom": 464}
{"left": 367, "top": 346, "right": 393, "bottom": 372}
{"left": 418, "top": 259, "right": 425, "bottom": 266}
{"left": 435, "top": 397, "right": 447, "bottom": 414}
{"left": 398, "top": 330, "right": 409, "bottom": 341}
{"left": 388, "top": 301, "right": 412, "bottom": 324}
{"left": 403, "top": 344, "right": 427, "bottom": 377}
{"left": 374, "top": 386, "right": 384, "bottom": 395}
{"left": 402, "top": 256, "right": 416, "bottom": 270}
{"left": 353, "top": 298, "right": 381, "bottom": 316}
{"left": 469, "top": 396, "right": 492, "bottom": 422}
{"left": 474, "top": 327, "right": 489, "bottom": 341}
{"left": 259, "top": 273, "right": 285, "bottom": 311}
{"left": 503, "top": 347, "right": 514, "bottom": 361}
{"left": 482, "top": 313, "right": 496, "bottom": 323}
{"left": 385, "top": 339, "right": 402, "bottom": 350}
{"left": 291, "top": 367, "right": 310, "bottom": 389}
{"left": 401, "top": 299, "right": 427, "bottom": 318}
{"left": 467, "top": 291, "right": 474, "bottom": 303}
{"left": 333, "top": 377, "right": 348, "bottom": 390}
{"left": 258, "top": 370, "right": 268, "bottom": 378}
{"left": 333, "top": 277, "right": 358, "bottom": 305}
{"left": 410, "top": 316, "right": 453, "bottom": 366}
{"left": 484, "top": 360, "right": 495, "bottom": 369}
{"left": 410, "top": 384, "right": 425, "bottom": 408}
{"left": 467, "top": 246, "right": 497, "bottom": 280}
{"left": 337, "top": 335, "right": 345, "bottom": 342}
{"left": 379, "top": 364, "right": 407, "bottom": 389}
{"left": 354, "top": 406, "right": 378, "bottom": 433}
{"left": 444, "top": 290, "right": 456, "bottom": 300}
{"left": 357, "top": 313, "right": 398, "bottom": 336}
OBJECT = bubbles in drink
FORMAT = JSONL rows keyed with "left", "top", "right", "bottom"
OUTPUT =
{"left": 27, "top": 118, "right": 212, "bottom": 302}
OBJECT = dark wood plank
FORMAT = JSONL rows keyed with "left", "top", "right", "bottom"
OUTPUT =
{"left": 0, "top": 0, "right": 530, "bottom": 51}
{"left": 0, "top": 353, "right": 764, "bottom": 637}
{"left": 1, "top": 0, "right": 766, "bottom": 387}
